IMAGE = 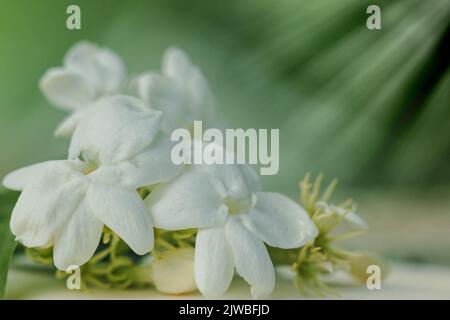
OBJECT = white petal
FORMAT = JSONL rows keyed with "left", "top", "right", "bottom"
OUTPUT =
{"left": 122, "top": 133, "right": 182, "bottom": 186}
{"left": 239, "top": 165, "right": 261, "bottom": 192}
{"left": 334, "top": 207, "right": 368, "bottom": 229}
{"left": 130, "top": 72, "right": 190, "bottom": 133}
{"left": 344, "top": 211, "right": 368, "bottom": 229}
{"left": 54, "top": 115, "right": 78, "bottom": 137}
{"left": 162, "top": 47, "right": 193, "bottom": 86}
{"left": 93, "top": 132, "right": 182, "bottom": 188}
{"left": 69, "top": 95, "right": 162, "bottom": 164}
{"left": 87, "top": 183, "right": 153, "bottom": 255}
{"left": 186, "top": 65, "right": 214, "bottom": 117}
{"left": 195, "top": 227, "right": 234, "bottom": 297}
{"left": 132, "top": 48, "right": 219, "bottom": 132}
{"left": 199, "top": 164, "right": 260, "bottom": 199}
{"left": 64, "top": 41, "right": 126, "bottom": 93}
{"left": 145, "top": 167, "right": 228, "bottom": 230}
{"left": 3, "top": 162, "right": 52, "bottom": 191}
{"left": 53, "top": 199, "right": 103, "bottom": 270}
{"left": 10, "top": 169, "right": 87, "bottom": 247}
{"left": 39, "top": 68, "right": 96, "bottom": 111}
{"left": 54, "top": 109, "right": 89, "bottom": 137}
{"left": 246, "top": 192, "right": 318, "bottom": 249}
{"left": 162, "top": 48, "right": 217, "bottom": 129}
{"left": 3, "top": 160, "right": 86, "bottom": 192}
{"left": 225, "top": 217, "right": 275, "bottom": 299}
{"left": 316, "top": 202, "right": 368, "bottom": 229}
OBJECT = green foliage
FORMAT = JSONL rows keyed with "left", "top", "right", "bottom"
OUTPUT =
{"left": 153, "top": 228, "right": 197, "bottom": 253}
{"left": 1, "top": 0, "right": 448, "bottom": 193}
{"left": 0, "top": 191, "right": 19, "bottom": 298}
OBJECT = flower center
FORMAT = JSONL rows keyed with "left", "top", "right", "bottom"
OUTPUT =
{"left": 83, "top": 165, "right": 97, "bottom": 175}
{"left": 224, "top": 196, "right": 253, "bottom": 216}
{"left": 78, "top": 152, "right": 100, "bottom": 175}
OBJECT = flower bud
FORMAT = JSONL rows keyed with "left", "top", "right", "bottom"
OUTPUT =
{"left": 150, "top": 247, "right": 197, "bottom": 295}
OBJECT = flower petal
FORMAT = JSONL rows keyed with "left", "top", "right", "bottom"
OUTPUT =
{"left": 145, "top": 167, "right": 228, "bottom": 230}
{"left": 53, "top": 199, "right": 103, "bottom": 270}
{"left": 131, "top": 48, "right": 218, "bottom": 132}
{"left": 130, "top": 72, "right": 190, "bottom": 133}
{"left": 199, "top": 164, "right": 260, "bottom": 200}
{"left": 239, "top": 165, "right": 261, "bottom": 192}
{"left": 151, "top": 247, "right": 197, "bottom": 295}
{"left": 344, "top": 211, "right": 368, "bottom": 229}
{"left": 64, "top": 41, "right": 126, "bottom": 93}
{"left": 316, "top": 202, "right": 368, "bottom": 229}
{"left": 10, "top": 163, "right": 88, "bottom": 247}
{"left": 3, "top": 160, "right": 86, "bottom": 192}
{"left": 246, "top": 192, "right": 318, "bottom": 249}
{"left": 3, "top": 162, "right": 53, "bottom": 191}
{"left": 162, "top": 47, "right": 193, "bottom": 86}
{"left": 54, "top": 109, "right": 89, "bottom": 137}
{"left": 69, "top": 95, "right": 162, "bottom": 164}
{"left": 195, "top": 227, "right": 234, "bottom": 297}
{"left": 93, "top": 132, "right": 182, "bottom": 188}
{"left": 186, "top": 63, "right": 215, "bottom": 119}
{"left": 87, "top": 183, "right": 153, "bottom": 255}
{"left": 225, "top": 217, "right": 275, "bottom": 299}
{"left": 162, "top": 48, "right": 218, "bottom": 128}
{"left": 39, "top": 68, "right": 96, "bottom": 111}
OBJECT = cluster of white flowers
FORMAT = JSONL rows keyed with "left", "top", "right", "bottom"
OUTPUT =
{"left": 3, "top": 41, "right": 318, "bottom": 298}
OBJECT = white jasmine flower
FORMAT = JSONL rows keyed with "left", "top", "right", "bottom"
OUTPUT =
{"left": 3, "top": 95, "right": 181, "bottom": 270}
{"left": 316, "top": 201, "right": 368, "bottom": 229}
{"left": 145, "top": 163, "right": 318, "bottom": 298}
{"left": 40, "top": 41, "right": 126, "bottom": 136}
{"left": 150, "top": 248, "right": 197, "bottom": 295}
{"left": 130, "top": 47, "right": 220, "bottom": 133}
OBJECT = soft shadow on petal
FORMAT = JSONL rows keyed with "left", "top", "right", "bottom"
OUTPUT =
{"left": 239, "top": 165, "right": 262, "bottom": 193}
{"left": 247, "top": 192, "right": 318, "bottom": 248}
{"left": 145, "top": 168, "right": 227, "bottom": 230}
{"left": 199, "top": 164, "right": 259, "bottom": 200}
{"left": 225, "top": 218, "right": 275, "bottom": 299}
{"left": 130, "top": 72, "right": 190, "bottom": 133}
{"left": 53, "top": 199, "right": 103, "bottom": 271}
{"left": 104, "top": 132, "right": 183, "bottom": 189}
{"left": 69, "top": 95, "right": 162, "bottom": 164}
{"left": 10, "top": 175, "right": 87, "bottom": 248}
{"left": 87, "top": 183, "right": 154, "bottom": 255}
{"left": 195, "top": 227, "right": 234, "bottom": 298}
{"left": 186, "top": 67, "right": 214, "bottom": 116}
{"left": 162, "top": 48, "right": 218, "bottom": 129}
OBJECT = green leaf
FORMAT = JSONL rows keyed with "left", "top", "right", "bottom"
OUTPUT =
{"left": 0, "top": 190, "right": 19, "bottom": 299}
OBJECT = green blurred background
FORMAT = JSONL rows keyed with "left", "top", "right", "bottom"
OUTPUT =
{"left": 0, "top": 0, "right": 449, "bottom": 264}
